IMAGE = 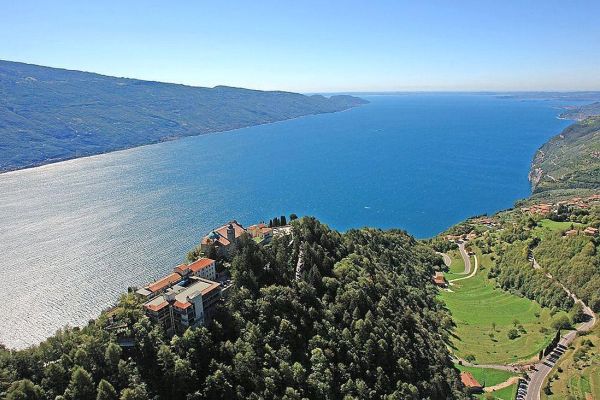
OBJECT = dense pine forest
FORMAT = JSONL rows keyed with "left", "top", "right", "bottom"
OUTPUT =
{"left": 0, "top": 217, "right": 468, "bottom": 399}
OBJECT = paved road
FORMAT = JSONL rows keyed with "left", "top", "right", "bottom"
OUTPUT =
{"left": 457, "top": 241, "right": 472, "bottom": 274}
{"left": 436, "top": 252, "right": 452, "bottom": 267}
{"left": 522, "top": 257, "right": 597, "bottom": 400}
{"left": 449, "top": 244, "right": 478, "bottom": 283}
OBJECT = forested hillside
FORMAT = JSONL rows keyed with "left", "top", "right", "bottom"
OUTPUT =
{"left": 533, "top": 231, "right": 600, "bottom": 312}
{"left": 489, "top": 241, "right": 574, "bottom": 310}
{"left": 530, "top": 116, "right": 600, "bottom": 196}
{"left": 0, "top": 217, "right": 467, "bottom": 400}
{"left": 0, "top": 60, "right": 367, "bottom": 172}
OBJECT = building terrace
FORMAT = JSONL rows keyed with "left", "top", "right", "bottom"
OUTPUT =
{"left": 143, "top": 276, "right": 221, "bottom": 334}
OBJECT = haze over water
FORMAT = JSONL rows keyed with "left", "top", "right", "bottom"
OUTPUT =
{"left": 0, "top": 94, "right": 575, "bottom": 348}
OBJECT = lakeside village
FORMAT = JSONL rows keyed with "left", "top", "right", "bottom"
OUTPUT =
{"left": 131, "top": 218, "right": 294, "bottom": 336}
{"left": 430, "top": 193, "right": 600, "bottom": 290}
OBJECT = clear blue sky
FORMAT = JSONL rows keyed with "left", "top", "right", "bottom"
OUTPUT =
{"left": 1, "top": 0, "right": 599, "bottom": 92}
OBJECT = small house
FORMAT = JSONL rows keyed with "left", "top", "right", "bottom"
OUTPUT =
{"left": 433, "top": 272, "right": 447, "bottom": 288}
{"left": 564, "top": 229, "right": 578, "bottom": 237}
{"left": 460, "top": 371, "right": 483, "bottom": 393}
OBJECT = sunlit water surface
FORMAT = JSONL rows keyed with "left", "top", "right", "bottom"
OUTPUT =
{"left": 0, "top": 94, "right": 575, "bottom": 348}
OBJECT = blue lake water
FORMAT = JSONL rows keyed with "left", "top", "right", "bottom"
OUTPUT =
{"left": 0, "top": 94, "right": 575, "bottom": 348}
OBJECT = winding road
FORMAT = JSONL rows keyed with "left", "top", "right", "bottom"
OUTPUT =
{"left": 448, "top": 241, "right": 478, "bottom": 283}
{"left": 436, "top": 251, "right": 452, "bottom": 268}
{"left": 445, "top": 243, "right": 597, "bottom": 399}
{"left": 458, "top": 241, "right": 472, "bottom": 274}
{"left": 521, "top": 257, "right": 597, "bottom": 400}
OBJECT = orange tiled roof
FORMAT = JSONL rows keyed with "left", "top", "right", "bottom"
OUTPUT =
{"left": 147, "top": 272, "right": 181, "bottom": 293}
{"left": 248, "top": 223, "right": 273, "bottom": 238}
{"left": 173, "top": 263, "right": 189, "bottom": 275}
{"left": 201, "top": 221, "right": 246, "bottom": 246}
{"left": 248, "top": 223, "right": 267, "bottom": 230}
{"left": 188, "top": 258, "right": 215, "bottom": 273}
{"left": 460, "top": 372, "right": 481, "bottom": 388}
{"left": 144, "top": 300, "right": 168, "bottom": 312}
{"left": 173, "top": 300, "right": 192, "bottom": 310}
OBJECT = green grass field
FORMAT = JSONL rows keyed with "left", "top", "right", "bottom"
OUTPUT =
{"left": 444, "top": 249, "right": 468, "bottom": 280}
{"left": 532, "top": 219, "right": 583, "bottom": 239}
{"left": 440, "top": 249, "right": 555, "bottom": 364}
{"left": 478, "top": 383, "right": 517, "bottom": 400}
{"left": 456, "top": 364, "right": 517, "bottom": 387}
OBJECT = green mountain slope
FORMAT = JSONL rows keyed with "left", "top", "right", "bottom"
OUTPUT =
{"left": 0, "top": 60, "right": 367, "bottom": 172}
{"left": 529, "top": 116, "right": 600, "bottom": 196}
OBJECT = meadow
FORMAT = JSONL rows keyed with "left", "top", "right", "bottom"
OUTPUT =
{"left": 479, "top": 383, "right": 518, "bottom": 400}
{"left": 531, "top": 218, "right": 583, "bottom": 239}
{"left": 444, "top": 249, "right": 468, "bottom": 280}
{"left": 440, "top": 249, "right": 555, "bottom": 364}
{"left": 456, "top": 364, "right": 516, "bottom": 387}
{"left": 455, "top": 364, "right": 518, "bottom": 400}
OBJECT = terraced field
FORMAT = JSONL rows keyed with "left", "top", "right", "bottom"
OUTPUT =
{"left": 440, "top": 250, "right": 555, "bottom": 364}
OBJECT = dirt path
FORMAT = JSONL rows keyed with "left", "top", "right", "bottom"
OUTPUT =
{"left": 454, "top": 357, "right": 524, "bottom": 372}
{"left": 485, "top": 376, "right": 520, "bottom": 392}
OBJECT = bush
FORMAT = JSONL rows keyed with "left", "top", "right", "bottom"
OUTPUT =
{"left": 507, "top": 329, "right": 520, "bottom": 340}
{"left": 570, "top": 302, "right": 587, "bottom": 324}
{"left": 551, "top": 313, "right": 571, "bottom": 330}
{"left": 573, "top": 348, "right": 587, "bottom": 362}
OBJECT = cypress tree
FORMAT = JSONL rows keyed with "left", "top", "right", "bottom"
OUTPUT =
{"left": 65, "top": 367, "right": 95, "bottom": 400}
{"left": 96, "top": 379, "right": 118, "bottom": 400}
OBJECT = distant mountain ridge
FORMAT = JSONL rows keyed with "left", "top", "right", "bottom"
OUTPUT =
{"left": 0, "top": 60, "right": 367, "bottom": 172}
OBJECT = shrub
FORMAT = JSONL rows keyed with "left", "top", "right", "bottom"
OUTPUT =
{"left": 507, "top": 329, "right": 520, "bottom": 340}
{"left": 570, "top": 303, "right": 587, "bottom": 324}
{"left": 551, "top": 313, "right": 571, "bottom": 330}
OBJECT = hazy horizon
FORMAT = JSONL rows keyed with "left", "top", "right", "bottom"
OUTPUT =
{"left": 1, "top": 1, "right": 600, "bottom": 92}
